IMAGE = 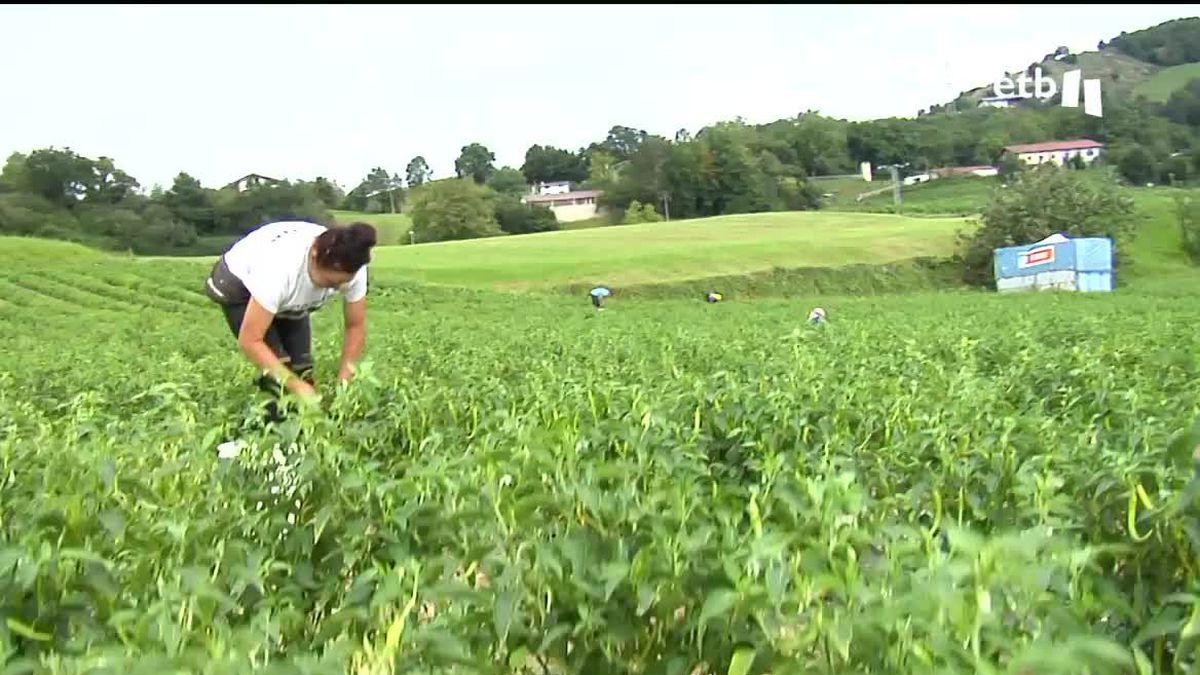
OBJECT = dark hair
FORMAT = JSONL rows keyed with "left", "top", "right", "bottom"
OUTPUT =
{"left": 315, "top": 222, "right": 377, "bottom": 273}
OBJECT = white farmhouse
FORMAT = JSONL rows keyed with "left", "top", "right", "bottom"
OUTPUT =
{"left": 1001, "top": 139, "right": 1105, "bottom": 166}
{"left": 522, "top": 189, "right": 604, "bottom": 223}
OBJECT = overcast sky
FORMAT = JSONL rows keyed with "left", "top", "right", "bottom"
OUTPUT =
{"left": 1, "top": 4, "right": 1195, "bottom": 191}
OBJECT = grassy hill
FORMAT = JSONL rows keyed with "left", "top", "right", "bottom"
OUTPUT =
{"left": 1134, "top": 62, "right": 1200, "bottom": 101}
{"left": 369, "top": 211, "right": 972, "bottom": 290}
{"left": 949, "top": 50, "right": 1161, "bottom": 111}
{"left": 941, "top": 17, "right": 1200, "bottom": 111}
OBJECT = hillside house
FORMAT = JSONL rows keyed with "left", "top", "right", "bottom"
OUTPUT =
{"left": 223, "top": 173, "right": 281, "bottom": 192}
{"left": 522, "top": 189, "right": 604, "bottom": 223}
{"left": 532, "top": 180, "right": 575, "bottom": 196}
{"left": 1001, "top": 139, "right": 1104, "bottom": 166}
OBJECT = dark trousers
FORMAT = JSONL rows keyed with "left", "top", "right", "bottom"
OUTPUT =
{"left": 205, "top": 257, "right": 315, "bottom": 408}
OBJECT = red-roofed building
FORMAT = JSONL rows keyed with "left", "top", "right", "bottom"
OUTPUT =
{"left": 1001, "top": 139, "right": 1104, "bottom": 166}
{"left": 932, "top": 165, "right": 999, "bottom": 178}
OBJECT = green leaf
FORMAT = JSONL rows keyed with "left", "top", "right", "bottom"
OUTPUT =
{"left": 636, "top": 583, "right": 657, "bottom": 616}
{"left": 727, "top": 645, "right": 756, "bottom": 675}
{"left": 538, "top": 624, "right": 571, "bottom": 653}
{"left": 1132, "top": 646, "right": 1153, "bottom": 675}
{"left": 493, "top": 589, "right": 520, "bottom": 643}
{"left": 4, "top": 619, "right": 50, "bottom": 642}
{"left": 1069, "top": 636, "right": 1133, "bottom": 668}
{"left": 2, "top": 658, "right": 38, "bottom": 675}
{"left": 99, "top": 508, "right": 126, "bottom": 539}
{"left": 1182, "top": 600, "right": 1200, "bottom": 640}
{"left": 508, "top": 645, "right": 531, "bottom": 670}
{"left": 1133, "top": 607, "right": 1183, "bottom": 645}
{"left": 1167, "top": 419, "right": 1200, "bottom": 472}
{"left": 699, "top": 588, "right": 738, "bottom": 626}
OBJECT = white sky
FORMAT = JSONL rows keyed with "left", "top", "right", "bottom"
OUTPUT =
{"left": 1, "top": 4, "right": 1195, "bottom": 191}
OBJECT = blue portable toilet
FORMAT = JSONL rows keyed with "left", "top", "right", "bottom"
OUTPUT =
{"left": 993, "top": 233, "right": 1114, "bottom": 293}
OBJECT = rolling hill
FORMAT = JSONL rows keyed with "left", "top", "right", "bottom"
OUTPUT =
{"left": 1134, "top": 62, "right": 1200, "bottom": 102}
{"left": 330, "top": 211, "right": 974, "bottom": 291}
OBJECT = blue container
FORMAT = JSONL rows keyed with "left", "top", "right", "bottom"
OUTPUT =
{"left": 993, "top": 235, "right": 1113, "bottom": 293}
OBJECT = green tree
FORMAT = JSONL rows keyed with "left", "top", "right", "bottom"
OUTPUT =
{"left": 135, "top": 203, "right": 198, "bottom": 253}
{"left": 521, "top": 145, "right": 587, "bottom": 184}
{"left": 584, "top": 149, "right": 619, "bottom": 190}
{"left": 494, "top": 199, "right": 559, "bottom": 235}
{"left": 957, "top": 164, "right": 1136, "bottom": 287}
{"left": 406, "top": 156, "right": 431, "bottom": 188}
{"left": 455, "top": 143, "right": 496, "bottom": 184}
{"left": 622, "top": 200, "right": 662, "bottom": 224}
{"left": 1115, "top": 145, "right": 1157, "bottom": 184}
{"left": 85, "top": 157, "right": 140, "bottom": 205}
{"left": 310, "top": 177, "right": 344, "bottom": 208}
{"left": 999, "top": 153, "right": 1024, "bottom": 179}
{"left": 486, "top": 167, "right": 529, "bottom": 198}
{"left": 1161, "top": 153, "right": 1191, "bottom": 185}
{"left": 0, "top": 192, "right": 75, "bottom": 236}
{"left": 344, "top": 167, "right": 400, "bottom": 213}
{"left": 159, "top": 172, "right": 217, "bottom": 233}
{"left": 408, "top": 178, "right": 502, "bottom": 242}
{"left": 1, "top": 148, "right": 95, "bottom": 208}
{"left": 702, "top": 124, "right": 772, "bottom": 214}
{"left": 215, "top": 181, "right": 331, "bottom": 233}
{"left": 600, "top": 125, "right": 649, "bottom": 160}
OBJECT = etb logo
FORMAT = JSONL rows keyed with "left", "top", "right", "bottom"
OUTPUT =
{"left": 993, "top": 67, "right": 1102, "bottom": 118}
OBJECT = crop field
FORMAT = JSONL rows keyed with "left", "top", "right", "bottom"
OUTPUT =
{"left": 3, "top": 237, "right": 1200, "bottom": 675}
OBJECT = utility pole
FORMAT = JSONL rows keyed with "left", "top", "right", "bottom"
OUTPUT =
{"left": 659, "top": 191, "right": 671, "bottom": 221}
{"left": 885, "top": 164, "right": 902, "bottom": 208}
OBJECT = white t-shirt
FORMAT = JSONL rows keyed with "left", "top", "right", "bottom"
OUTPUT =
{"left": 223, "top": 221, "right": 368, "bottom": 317}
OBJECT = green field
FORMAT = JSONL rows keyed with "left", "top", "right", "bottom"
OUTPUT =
{"left": 1134, "top": 62, "right": 1200, "bottom": 102}
{"left": 836, "top": 175, "right": 1001, "bottom": 215}
{"left": 809, "top": 174, "right": 875, "bottom": 203}
{"left": 330, "top": 209, "right": 413, "bottom": 246}
{"left": 329, "top": 179, "right": 1190, "bottom": 292}
{"left": 4, "top": 234, "right": 1200, "bottom": 672}
{"left": 369, "top": 211, "right": 972, "bottom": 290}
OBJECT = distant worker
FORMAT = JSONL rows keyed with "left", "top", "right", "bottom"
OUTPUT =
{"left": 705, "top": 291, "right": 724, "bottom": 303}
{"left": 203, "top": 220, "right": 377, "bottom": 420}
{"left": 590, "top": 286, "right": 611, "bottom": 310}
{"left": 809, "top": 307, "right": 827, "bottom": 326}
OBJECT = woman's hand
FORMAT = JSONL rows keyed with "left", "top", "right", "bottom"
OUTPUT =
{"left": 288, "top": 378, "right": 323, "bottom": 408}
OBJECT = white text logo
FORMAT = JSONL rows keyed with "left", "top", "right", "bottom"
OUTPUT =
{"left": 993, "top": 67, "right": 1102, "bottom": 118}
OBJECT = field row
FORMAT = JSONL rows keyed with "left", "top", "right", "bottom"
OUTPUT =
{"left": 3, "top": 258, "right": 1200, "bottom": 673}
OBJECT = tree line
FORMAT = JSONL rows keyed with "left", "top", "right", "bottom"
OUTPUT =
{"left": 0, "top": 149, "right": 337, "bottom": 255}
{"left": 7, "top": 54, "right": 1200, "bottom": 251}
